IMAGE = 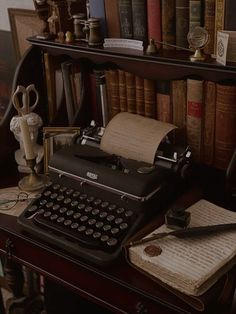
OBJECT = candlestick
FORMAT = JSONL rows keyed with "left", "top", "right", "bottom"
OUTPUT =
{"left": 19, "top": 117, "right": 35, "bottom": 160}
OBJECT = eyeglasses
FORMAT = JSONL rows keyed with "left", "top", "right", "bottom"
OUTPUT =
{"left": 0, "top": 191, "right": 30, "bottom": 211}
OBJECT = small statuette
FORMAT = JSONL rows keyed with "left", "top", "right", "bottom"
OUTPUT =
{"left": 187, "top": 26, "right": 209, "bottom": 62}
{"left": 146, "top": 38, "right": 158, "bottom": 55}
{"left": 65, "top": 31, "right": 74, "bottom": 43}
{"left": 144, "top": 244, "right": 162, "bottom": 257}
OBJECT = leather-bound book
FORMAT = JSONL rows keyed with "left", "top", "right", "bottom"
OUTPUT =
{"left": 171, "top": 79, "right": 187, "bottom": 145}
{"left": 118, "top": 0, "right": 133, "bottom": 38}
{"left": 118, "top": 69, "right": 127, "bottom": 112}
{"left": 176, "top": 0, "right": 189, "bottom": 49}
{"left": 161, "top": 0, "right": 176, "bottom": 49}
{"left": 125, "top": 71, "right": 136, "bottom": 113}
{"left": 104, "top": 0, "right": 121, "bottom": 38}
{"left": 144, "top": 78, "right": 156, "bottom": 118}
{"left": 131, "top": 0, "right": 147, "bottom": 43}
{"left": 109, "top": 69, "right": 120, "bottom": 118}
{"left": 214, "top": 82, "right": 236, "bottom": 170}
{"left": 203, "top": 0, "right": 216, "bottom": 56}
{"left": 135, "top": 75, "right": 145, "bottom": 116}
{"left": 147, "top": 0, "right": 162, "bottom": 49}
{"left": 202, "top": 81, "right": 216, "bottom": 165}
{"left": 224, "top": 1, "right": 236, "bottom": 30}
{"left": 214, "top": 0, "right": 225, "bottom": 54}
{"left": 189, "top": 0, "right": 202, "bottom": 31}
{"left": 156, "top": 80, "right": 172, "bottom": 123}
{"left": 186, "top": 78, "right": 204, "bottom": 163}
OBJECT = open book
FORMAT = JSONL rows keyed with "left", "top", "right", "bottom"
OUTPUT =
{"left": 128, "top": 199, "right": 236, "bottom": 296}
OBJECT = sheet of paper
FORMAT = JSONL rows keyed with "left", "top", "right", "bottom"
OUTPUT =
{"left": 100, "top": 112, "right": 176, "bottom": 164}
{"left": 216, "top": 31, "right": 229, "bottom": 65}
{"left": 129, "top": 199, "right": 236, "bottom": 295}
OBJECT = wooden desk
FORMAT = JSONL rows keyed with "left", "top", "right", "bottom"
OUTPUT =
{"left": 0, "top": 211, "right": 235, "bottom": 314}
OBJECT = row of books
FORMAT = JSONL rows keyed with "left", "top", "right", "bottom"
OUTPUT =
{"left": 89, "top": 0, "right": 236, "bottom": 55}
{"left": 96, "top": 67, "right": 236, "bottom": 171}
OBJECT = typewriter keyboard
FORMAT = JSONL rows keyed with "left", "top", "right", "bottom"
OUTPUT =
{"left": 18, "top": 179, "right": 144, "bottom": 266}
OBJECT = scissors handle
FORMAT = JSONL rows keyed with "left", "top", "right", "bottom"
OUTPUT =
{"left": 12, "top": 84, "right": 39, "bottom": 115}
{"left": 26, "top": 84, "right": 39, "bottom": 113}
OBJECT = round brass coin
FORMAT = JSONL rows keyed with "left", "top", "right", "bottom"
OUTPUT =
{"left": 144, "top": 245, "right": 162, "bottom": 257}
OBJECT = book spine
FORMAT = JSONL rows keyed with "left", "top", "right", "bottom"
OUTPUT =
{"left": 118, "top": 69, "right": 127, "bottom": 112}
{"left": 175, "top": 0, "right": 189, "bottom": 48}
{"left": 224, "top": 0, "right": 236, "bottom": 30}
{"left": 104, "top": 0, "right": 121, "bottom": 38}
{"left": 93, "top": 69, "right": 104, "bottom": 126}
{"left": 131, "top": 0, "right": 147, "bottom": 43}
{"left": 171, "top": 79, "right": 187, "bottom": 145}
{"left": 135, "top": 75, "right": 145, "bottom": 116}
{"left": 147, "top": 0, "right": 162, "bottom": 49}
{"left": 156, "top": 80, "right": 172, "bottom": 123}
{"left": 89, "top": 0, "right": 107, "bottom": 38}
{"left": 202, "top": 81, "right": 216, "bottom": 165}
{"left": 109, "top": 69, "right": 120, "bottom": 117}
{"left": 189, "top": 0, "right": 202, "bottom": 31}
{"left": 203, "top": 0, "right": 216, "bottom": 55}
{"left": 186, "top": 78, "right": 203, "bottom": 162}
{"left": 161, "top": 0, "right": 176, "bottom": 49}
{"left": 214, "top": 82, "right": 236, "bottom": 170}
{"left": 144, "top": 78, "right": 156, "bottom": 118}
{"left": 118, "top": 0, "right": 133, "bottom": 39}
{"left": 214, "top": 0, "right": 225, "bottom": 54}
{"left": 125, "top": 71, "right": 136, "bottom": 113}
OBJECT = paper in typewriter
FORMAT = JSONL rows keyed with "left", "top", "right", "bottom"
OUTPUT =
{"left": 100, "top": 112, "right": 176, "bottom": 164}
{"left": 128, "top": 199, "right": 236, "bottom": 296}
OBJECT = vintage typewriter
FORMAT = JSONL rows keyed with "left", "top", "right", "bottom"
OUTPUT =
{"left": 18, "top": 119, "right": 191, "bottom": 266}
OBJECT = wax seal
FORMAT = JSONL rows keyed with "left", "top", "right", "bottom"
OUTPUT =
{"left": 144, "top": 245, "right": 162, "bottom": 257}
{"left": 187, "top": 26, "right": 209, "bottom": 61}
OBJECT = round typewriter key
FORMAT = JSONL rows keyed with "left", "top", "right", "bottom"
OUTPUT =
{"left": 52, "top": 204, "right": 60, "bottom": 211}
{"left": 80, "top": 215, "right": 88, "bottom": 222}
{"left": 95, "top": 221, "right": 104, "bottom": 229}
{"left": 46, "top": 202, "right": 54, "bottom": 209}
{"left": 78, "top": 203, "right": 86, "bottom": 210}
{"left": 85, "top": 228, "right": 94, "bottom": 236}
{"left": 73, "top": 212, "right": 82, "bottom": 220}
{"left": 88, "top": 218, "right": 96, "bottom": 226}
{"left": 93, "top": 231, "right": 101, "bottom": 239}
{"left": 43, "top": 190, "right": 51, "bottom": 197}
{"left": 80, "top": 194, "right": 87, "bottom": 201}
{"left": 107, "top": 238, "right": 118, "bottom": 247}
{"left": 99, "top": 211, "right": 108, "bottom": 219}
{"left": 120, "top": 222, "right": 128, "bottom": 230}
{"left": 107, "top": 215, "right": 115, "bottom": 222}
{"left": 72, "top": 191, "right": 80, "bottom": 198}
{"left": 57, "top": 217, "right": 65, "bottom": 224}
{"left": 125, "top": 210, "right": 133, "bottom": 218}
{"left": 103, "top": 224, "right": 111, "bottom": 232}
{"left": 52, "top": 184, "right": 60, "bottom": 190}
{"left": 78, "top": 225, "right": 86, "bottom": 232}
{"left": 66, "top": 210, "right": 74, "bottom": 217}
{"left": 50, "top": 214, "right": 58, "bottom": 221}
{"left": 46, "top": 181, "right": 52, "bottom": 188}
{"left": 111, "top": 227, "right": 119, "bottom": 235}
{"left": 37, "top": 208, "right": 45, "bottom": 215}
{"left": 44, "top": 211, "right": 52, "bottom": 218}
{"left": 100, "top": 235, "right": 109, "bottom": 242}
{"left": 28, "top": 205, "right": 38, "bottom": 213}
{"left": 71, "top": 200, "right": 79, "bottom": 207}
{"left": 85, "top": 206, "right": 93, "bottom": 213}
{"left": 39, "top": 199, "right": 47, "bottom": 206}
{"left": 56, "top": 195, "right": 64, "bottom": 202}
{"left": 108, "top": 204, "right": 116, "bottom": 211}
{"left": 59, "top": 186, "right": 67, "bottom": 193}
{"left": 71, "top": 222, "right": 79, "bottom": 229}
{"left": 50, "top": 193, "right": 58, "bottom": 200}
{"left": 93, "top": 199, "right": 102, "bottom": 206}
{"left": 92, "top": 208, "right": 99, "bottom": 216}
{"left": 64, "top": 198, "right": 72, "bottom": 205}
{"left": 116, "top": 207, "right": 125, "bottom": 214}
{"left": 64, "top": 219, "right": 72, "bottom": 226}
{"left": 66, "top": 189, "right": 74, "bottom": 195}
{"left": 59, "top": 207, "right": 67, "bottom": 214}
{"left": 86, "top": 196, "right": 95, "bottom": 203}
{"left": 115, "top": 217, "right": 123, "bottom": 225}
{"left": 101, "top": 201, "right": 109, "bottom": 209}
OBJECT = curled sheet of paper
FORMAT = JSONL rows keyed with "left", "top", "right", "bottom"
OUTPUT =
{"left": 100, "top": 112, "right": 177, "bottom": 164}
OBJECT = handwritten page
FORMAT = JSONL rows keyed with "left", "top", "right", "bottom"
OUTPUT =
{"left": 100, "top": 112, "right": 176, "bottom": 164}
{"left": 129, "top": 200, "right": 236, "bottom": 296}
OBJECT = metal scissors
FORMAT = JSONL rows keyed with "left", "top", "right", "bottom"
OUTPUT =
{"left": 12, "top": 84, "right": 39, "bottom": 116}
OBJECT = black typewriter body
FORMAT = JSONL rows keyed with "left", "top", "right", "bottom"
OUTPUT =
{"left": 18, "top": 144, "right": 183, "bottom": 266}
